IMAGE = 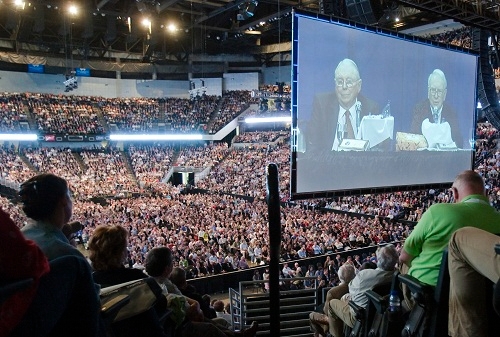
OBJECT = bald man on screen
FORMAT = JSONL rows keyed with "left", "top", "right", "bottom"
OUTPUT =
{"left": 410, "top": 69, "right": 462, "bottom": 148}
{"left": 307, "top": 58, "right": 379, "bottom": 152}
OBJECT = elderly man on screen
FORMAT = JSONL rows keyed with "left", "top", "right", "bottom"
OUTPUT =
{"left": 307, "top": 58, "right": 379, "bottom": 152}
{"left": 410, "top": 69, "right": 462, "bottom": 148}
{"left": 326, "top": 244, "right": 398, "bottom": 337}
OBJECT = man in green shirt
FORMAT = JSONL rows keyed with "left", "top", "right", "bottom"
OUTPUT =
{"left": 400, "top": 170, "right": 500, "bottom": 288}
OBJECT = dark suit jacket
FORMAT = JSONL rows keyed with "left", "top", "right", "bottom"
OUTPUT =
{"left": 410, "top": 99, "right": 463, "bottom": 147}
{"left": 306, "top": 92, "right": 380, "bottom": 152}
{"left": 92, "top": 267, "right": 146, "bottom": 288}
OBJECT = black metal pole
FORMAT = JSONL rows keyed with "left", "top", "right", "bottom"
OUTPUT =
{"left": 266, "top": 163, "right": 281, "bottom": 337}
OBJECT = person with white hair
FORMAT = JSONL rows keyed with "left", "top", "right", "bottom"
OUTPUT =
{"left": 307, "top": 58, "right": 380, "bottom": 152}
{"left": 410, "top": 68, "right": 462, "bottom": 147}
{"left": 327, "top": 244, "right": 399, "bottom": 337}
{"left": 309, "top": 263, "right": 357, "bottom": 337}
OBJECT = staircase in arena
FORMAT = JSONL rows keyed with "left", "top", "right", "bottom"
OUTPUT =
{"left": 21, "top": 101, "right": 37, "bottom": 132}
{"left": 205, "top": 96, "right": 226, "bottom": 133}
{"left": 157, "top": 98, "right": 167, "bottom": 133}
{"left": 18, "top": 151, "right": 39, "bottom": 174}
{"left": 229, "top": 278, "right": 319, "bottom": 337}
{"left": 119, "top": 150, "right": 140, "bottom": 188}
{"left": 92, "top": 104, "right": 110, "bottom": 134}
{"left": 72, "top": 151, "right": 88, "bottom": 173}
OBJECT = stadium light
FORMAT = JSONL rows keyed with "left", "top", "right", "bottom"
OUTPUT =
{"left": 0, "top": 133, "right": 37, "bottom": 141}
{"left": 109, "top": 134, "right": 203, "bottom": 141}
{"left": 245, "top": 117, "right": 292, "bottom": 123}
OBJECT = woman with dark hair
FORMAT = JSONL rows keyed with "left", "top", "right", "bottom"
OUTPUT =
{"left": 88, "top": 225, "right": 146, "bottom": 287}
{"left": 20, "top": 173, "right": 82, "bottom": 261}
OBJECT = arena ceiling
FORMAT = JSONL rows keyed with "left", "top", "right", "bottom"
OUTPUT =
{"left": 0, "top": 0, "right": 499, "bottom": 65}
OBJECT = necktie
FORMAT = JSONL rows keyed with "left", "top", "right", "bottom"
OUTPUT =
{"left": 345, "top": 110, "right": 355, "bottom": 139}
{"left": 432, "top": 107, "right": 439, "bottom": 124}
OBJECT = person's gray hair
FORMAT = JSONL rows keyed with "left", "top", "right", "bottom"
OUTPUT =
{"left": 428, "top": 69, "right": 447, "bottom": 88}
{"left": 335, "top": 58, "right": 361, "bottom": 80}
{"left": 338, "top": 263, "right": 356, "bottom": 284}
{"left": 376, "top": 244, "right": 399, "bottom": 271}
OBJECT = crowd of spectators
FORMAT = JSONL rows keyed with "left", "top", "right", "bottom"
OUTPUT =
{"left": 321, "top": 190, "right": 441, "bottom": 220}
{"left": 195, "top": 139, "right": 290, "bottom": 199}
{"left": 128, "top": 144, "right": 175, "bottom": 187}
{"left": 0, "top": 91, "right": 258, "bottom": 135}
{"left": 207, "top": 91, "right": 256, "bottom": 133}
{"left": 0, "top": 145, "right": 33, "bottom": 186}
{"left": 2, "top": 189, "right": 406, "bottom": 280}
{"left": 174, "top": 143, "right": 229, "bottom": 168}
{"left": 165, "top": 95, "right": 219, "bottom": 133}
{"left": 77, "top": 148, "right": 141, "bottom": 198}
{"left": 99, "top": 97, "right": 162, "bottom": 133}
{"left": 425, "top": 26, "right": 472, "bottom": 49}
{"left": 232, "top": 131, "right": 288, "bottom": 144}
{"left": 1, "top": 120, "right": 500, "bottom": 283}
{"left": 0, "top": 93, "right": 28, "bottom": 132}
{"left": 26, "top": 93, "right": 105, "bottom": 135}
{"left": 475, "top": 122, "right": 500, "bottom": 208}
{"left": 23, "top": 147, "right": 84, "bottom": 186}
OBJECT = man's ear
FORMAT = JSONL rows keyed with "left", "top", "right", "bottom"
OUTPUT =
{"left": 452, "top": 187, "right": 459, "bottom": 201}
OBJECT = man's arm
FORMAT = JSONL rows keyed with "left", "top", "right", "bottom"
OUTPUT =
{"left": 399, "top": 207, "right": 433, "bottom": 269}
{"left": 323, "top": 283, "right": 348, "bottom": 314}
{"left": 399, "top": 248, "right": 415, "bottom": 268}
{"left": 410, "top": 100, "right": 425, "bottom": 134}
{"left": 306, "top": 92, "right": 336, "bottom": 152}
{"left": 444, "top": 103, "right": 463, "bottom": 147}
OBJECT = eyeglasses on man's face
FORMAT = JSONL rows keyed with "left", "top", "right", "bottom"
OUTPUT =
{"left": 335, "top": 78, "right": 360, "bottom": 88}
{"left": 429, "top": 87, "right": 445, "bottom": 96}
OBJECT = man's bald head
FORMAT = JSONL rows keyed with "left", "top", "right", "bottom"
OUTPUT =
{"left": 334, "top": 58, "right": 362, "bottom": 109}
{"left": 451, "top": 170, "right": 485, "bottom": 202}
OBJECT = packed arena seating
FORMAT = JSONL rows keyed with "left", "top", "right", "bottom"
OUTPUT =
{"left": 99, "top": 97, "right": 162, "bottom": 133}
{"left": 0, "top": 91, "right": 258, "bottom": 135}
{"left": 475, "top": 122, "right": 500, "bottom": 207}
{"left": 425, "top": 26, "right": 472, "bottom": 49}
{"left": 23, "top": 147, "right": 84, "bottom": 184}
{"left": 1, "top": 89, "right": 500, "bottom": 290}
{"left": 0, "top": 93, "right": 28, "bottom": 132}
{"left": 207, "top": 90, "right": 256, "bottom": 134}
{"left": 322, "top": 189, "right": 449, "bottom": 220}
{"left": 165, "top": 95, "right": 220, "bottom": 133}
{"left": 0, "top": 145, "right": 33, "bottom": 186}
{"left": 26, "top": 93, "right": 105, "bottom": 135}
{"left": 232, "top": 131, "right": 288, "bottom": 143}
{"left": 128, "top": 144, "right": 175, "bottom": 187}
{"left": 77, "top": 148, "right": 141, "bottom": 198}
{"left": 2, "top": 190, "right": 405, "bottom": 281}
{"left": 195, "top": 139, "right": 290, "bottom": 199}
{"left": 174, "top": 143, "right": 229, "bottom": 168}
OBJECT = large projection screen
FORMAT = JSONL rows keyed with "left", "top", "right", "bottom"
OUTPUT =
{"left": 291, "top": 11, "right": 478, "bottom": 199}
